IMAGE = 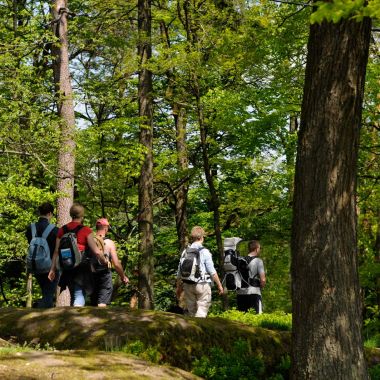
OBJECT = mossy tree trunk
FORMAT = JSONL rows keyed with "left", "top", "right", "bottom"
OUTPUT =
{"left": 51, "top": 0, "right": 76, "bottom": 307}
{"left": 137, "top": 0, "right": 154, "bottom": 309}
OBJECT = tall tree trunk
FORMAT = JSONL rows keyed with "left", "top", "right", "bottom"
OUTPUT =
{"left": 195, "top": 86, "right": 227, "bottom": 308}
{"left": 291, "top": 16, "right": 371, "bottom": 380}
{"left": 159, "top": 19, "right": 189, "bottom": 252}
{"left": 51, "top": 0, "right": 76, "bottom": 307}
{"left": 173, "top": 104, "right": 189, "bottom": 251}
{"left": 137, "top": 0, "right": 154, "bottom": 309}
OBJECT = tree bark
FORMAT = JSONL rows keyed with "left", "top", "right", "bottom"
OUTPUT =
{"left": 137, "top": 0, "right": 154, "bottom": 309}
{"left": 291, "top": 17, "right": 371, "bottom": 380}
{"left": 51, "top": 0, "right": 76, "bottom": 307}
{"left": 173, "top": 104, "right": 189, "bottom": 251}
{"left": 195, "top": 86, "right": 227, "bottom": 308}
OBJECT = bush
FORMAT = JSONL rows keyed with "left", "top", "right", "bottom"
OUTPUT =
{"left": 369, "top": 364, "right": 380, "bottom": 380}
{"left": 192, "top": 338, "right": 265, "bottom": 380}
{"left": 211, "top": 309, "right": 292, "bottom": 331}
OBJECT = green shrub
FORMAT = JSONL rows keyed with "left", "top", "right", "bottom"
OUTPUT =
{"left": 192, "top": 338, "right": 265, "bottom": 380}
{"left": 369, "top": 364, "right": 380, "bottom": 380}
{"left": 364, "top": 334, "right": 380, "bottom": 349}
{"left": 114, "top": 340, "right": 162, "bottom": 364}
{"left": 211, "top": 309, "right": 292, "bottom": 331}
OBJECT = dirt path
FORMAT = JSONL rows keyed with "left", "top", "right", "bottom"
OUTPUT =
{"left": 0, "top": 350, "right": 201, "bottom": 380}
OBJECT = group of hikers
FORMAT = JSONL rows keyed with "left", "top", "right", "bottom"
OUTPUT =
{"left": 26, "top": 202, "right": 128, "bottom": 307}
{"left": 176, "top": 226, "right": 266, "bottom": 317}
{"left": 26, "top": 203, "right": 265, "bottom": 315}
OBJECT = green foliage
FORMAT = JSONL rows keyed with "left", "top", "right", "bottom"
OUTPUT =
{"left": 369, "top": 364, "right": 380, "bottom": 380}
{"left": 310, "top": 0, "right": 380, "bottom": 24}
{"left": 113, "top": 340, "right": 162, "bottom": 364}
{"left": 192, "top": 339, "right": 265, "bottom": 380}
{"left": 211, "top": 310, "right": 292, "bottom": 331}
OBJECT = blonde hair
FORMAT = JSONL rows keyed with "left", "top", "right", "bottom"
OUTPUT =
{"left": 70, "top": 203, "right": 85, "bottom": 219}
{"left": 190, "top": 226, "right": 205, "bottom": 242}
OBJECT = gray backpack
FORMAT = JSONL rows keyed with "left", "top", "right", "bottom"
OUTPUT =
{"left": 179, "top": 246, "right": 204, "bottom": 283}
{"left": 26, "top": 223, "right": 55, "bottom": 274}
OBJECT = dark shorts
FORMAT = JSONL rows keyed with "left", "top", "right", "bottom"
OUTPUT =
{"left": 237, "top": 293, "right": 262, "bottom": 314}
{"left": 91, "top": 270, "right": 113, "bottom": 306}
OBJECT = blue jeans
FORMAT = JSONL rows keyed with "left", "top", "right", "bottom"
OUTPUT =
{"left": 35, "top": 272, "right": 59, "bottom": 308}
{"left": 71, "top": 283, "right": 86, "bottom": 306}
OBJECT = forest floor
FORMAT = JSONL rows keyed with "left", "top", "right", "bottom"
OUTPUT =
{"left": 0, "top": 349, "right": 200, "bottom": 380}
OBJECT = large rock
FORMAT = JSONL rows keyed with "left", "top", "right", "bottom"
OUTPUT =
{"left": 0, "top": 307, "right": 290, "bottom": 373}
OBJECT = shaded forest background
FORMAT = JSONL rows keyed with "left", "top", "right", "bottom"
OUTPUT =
{"left": 0, "top": 0, "right": 378, "bottom": 336}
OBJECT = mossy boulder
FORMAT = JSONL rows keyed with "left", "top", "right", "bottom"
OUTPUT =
{"left": 0, "top": 307, "right": 290, "bottom": 374}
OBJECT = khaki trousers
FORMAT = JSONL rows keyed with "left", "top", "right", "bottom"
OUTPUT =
{"left": 183, "top": 282, "right": 212, "bottom": 318}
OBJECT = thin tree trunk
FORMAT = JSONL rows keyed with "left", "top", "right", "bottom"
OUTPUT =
{"left": 137, "top": 0, "right": 154, "bottom": 309}
{"left": 26, "top": 273, "right": 33, "bottom": 308}
{"left": 195, "top": 85, "right": 227, "bottom": 308}
{"left": 173, "top": 104, "right": 189, "bottom": 251}
{"left": 291, "top": 16, "right": 371, "bottom": 380}
{"left": 51, "top": 0, "right": 76, "bottom": 307}
{"left": 159, "top": 20, "right": 189, "bottom": 252}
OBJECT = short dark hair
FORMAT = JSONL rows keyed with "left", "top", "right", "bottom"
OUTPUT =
{"left": 38, "top": 202, "right": 54, "bottom": 216}
{"left": 248, "top": 240, "right": 260, "bottom": 252}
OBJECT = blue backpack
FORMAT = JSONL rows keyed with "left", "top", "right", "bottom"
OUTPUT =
{"left": 26, "top": 223, "right": 55, "bottom": 274}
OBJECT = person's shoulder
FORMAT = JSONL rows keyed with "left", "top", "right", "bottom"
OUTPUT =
{"left": 81, "top": 225, "right": 93, "bottom": 235}
{"left": 200, "top": 246, "right": 211, "bottom": 255}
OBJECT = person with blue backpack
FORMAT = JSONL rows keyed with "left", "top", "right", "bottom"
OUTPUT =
{"left": 176, "top": 226, "right": 224, "bottom": 317}
{"left": 26, "top": 202, "right": 58, "bottom": 308}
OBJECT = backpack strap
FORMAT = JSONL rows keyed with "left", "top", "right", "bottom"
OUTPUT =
{"left": 63, "top": 224, "right": 84, "bottom": 235}
{"left": 41, "top": 224, "right": 55, "bottom": 239}
{"left": 30, "top": 223, "right": 37, "bottom": 239}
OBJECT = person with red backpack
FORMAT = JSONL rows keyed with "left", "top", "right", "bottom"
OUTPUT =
{"left": 48, "top": 203, "right": 107, "bottom": 306}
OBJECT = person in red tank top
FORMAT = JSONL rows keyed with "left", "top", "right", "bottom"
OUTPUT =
{"left": 48, "top": 203, "right": 107, "bottom": 306}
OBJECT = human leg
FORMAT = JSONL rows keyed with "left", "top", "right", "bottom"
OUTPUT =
{"left": 194, "top": 283, "right": 211, "bottom": 318}
{"left": 251, "top": 294, "right": 263, "bottom": 314}
{"left": 96, "top": 271, "right": 113, "bottom": 307}
{"left": 35, "top": 273, "right": 58, "bottom": 308}
{"left": 237, "top": 294, "right": 250, "bottom": 312}
{"left": 183, "top": 283, "right": 197, "bottom": 316}
{"left": 71, "top": 283, "right": 86, "bottom": 306}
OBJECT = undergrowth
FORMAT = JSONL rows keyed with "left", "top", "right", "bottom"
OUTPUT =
{"left": 210, "top": 309, "right": 292, "bottom": 331}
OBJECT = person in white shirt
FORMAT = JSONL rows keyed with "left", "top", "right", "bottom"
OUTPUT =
{"left": 176, "top": 226, "right": 224, "bottom": 317}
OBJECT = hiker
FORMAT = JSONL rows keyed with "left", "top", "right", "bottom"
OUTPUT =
{"left": 26, "top": 202, "right": 58, "bottom": 307}
{"left": 48, "top": 203, "right": 107, "bottom": 306}
{"left": 176, "top": 226, "right": 224, "bottom": 318}
{"left": 91, "top": 218, "right": 129, "bottom": 307}
{"left": 236, "top": 240, "right": 266, "bottom": 314}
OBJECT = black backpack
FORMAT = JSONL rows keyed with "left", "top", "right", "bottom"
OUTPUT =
{"left": 58, "top": 225, "right": 85, "bottom": 270}
{"left": 239, "top": 256, "right": 260, "bottom": 288}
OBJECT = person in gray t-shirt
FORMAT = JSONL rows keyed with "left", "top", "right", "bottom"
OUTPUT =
{"left": 236, "top": 240, "right": 266, "bottom": 313}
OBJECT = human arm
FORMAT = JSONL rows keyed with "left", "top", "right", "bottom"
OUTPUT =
{"left": 48, "top": 237, "right": 60, "bottom": 281}
{"left": 108, "top": 240, "right": 129, "bottom": 284}
{"left": 212, "top": 273, "right": 224, "bottom": 295}
{"left": 258, "top": 259, "right": 266, "bottom": 288}
{"left": 203, "top": 250, "right": 224, "bottom": 295}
